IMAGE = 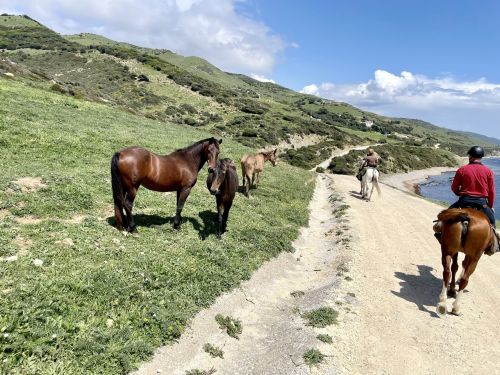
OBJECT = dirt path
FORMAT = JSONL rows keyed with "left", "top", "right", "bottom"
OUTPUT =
{"left": 313, "top": 144, "right": 381, "bottom": 171}
{"left": 134, "top": 171, "right": 500, "bottom": 375}
{"left": 134, "top": 174, "right": 350, "bottom": 375}
{"left": 324, "top": 174, "right": 500, "bottom": 375}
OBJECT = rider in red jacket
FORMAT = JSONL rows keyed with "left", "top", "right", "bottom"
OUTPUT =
{"left": 449, "top": 145, "right": 499, "bottom": 254}
{"left": 450, "top": 146, "right": 495, "bottom": 224}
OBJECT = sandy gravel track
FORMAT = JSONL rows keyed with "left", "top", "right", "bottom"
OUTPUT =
{"left": 326, "top": 174, "right": 500, "bottom": 375}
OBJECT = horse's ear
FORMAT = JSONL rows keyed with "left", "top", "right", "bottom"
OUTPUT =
{"left": 274, "top": 148, "right": 277, "bottom": 154}
{"left": 218, "top": 139, "right": 222, "bottom": 144}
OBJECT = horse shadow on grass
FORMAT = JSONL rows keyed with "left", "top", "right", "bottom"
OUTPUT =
{"left": 193, "top": 210, "right": 219, "bottom": 240}
{"left": 107, "top": 214, "right": 201, "bottom": 234}
{"left": 391, "top": 264, "right": 444, "bottom": 318}
{"left": 106, "top": 211, "right": 224, "bottom": 240}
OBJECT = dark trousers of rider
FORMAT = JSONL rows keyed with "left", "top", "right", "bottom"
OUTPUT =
{"left": 449, "top": 196, "right": 496, "bottom": 228}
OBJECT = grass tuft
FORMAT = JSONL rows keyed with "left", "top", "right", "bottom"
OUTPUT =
{"left": 185, "top": 368, "right": 217, "bottom": 375}
{"left": 215, "top": 314, "right": 242, "bottom": 339}
{"left": 316, "top": 334, "right": 333, "bottom": 344}
{"left": 303, "top": 307, "right": 338, "bottom": 328}
{"left": 203, "top": 343, "right": 224, "bottom": 358}
{"left": 303, "top": 348, "right": 325, "bottom": 367}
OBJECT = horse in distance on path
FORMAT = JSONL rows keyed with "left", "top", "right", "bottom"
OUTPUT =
{"left": 206, "top": 158, "right": 238, "bottom": 239}
{"left": 361, "top": 167, "right": 381, "bottom": 201}
{"left": 433, "top": 208, "right": 494, "bottom": 316}
{"left": 111, "top": 137, "right": 221, "bottom": 232}
{"left": 240, "top": 149, "right": 277, "bottom": 197}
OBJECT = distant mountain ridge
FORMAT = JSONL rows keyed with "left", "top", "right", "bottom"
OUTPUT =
{"left": 1, "top": 13, "right": 499, "bottom": 170}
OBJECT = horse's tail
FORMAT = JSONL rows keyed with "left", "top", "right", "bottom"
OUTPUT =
{"left": 372, "top": 169, "right": 381, "bottom": 196}
{"left": 240, "top": 158, "right": 248, "bottom": 183}
{"left": 111, "top": 152, "right": 125, "bottom": 206}
{"left": 437, "top": 209, "right": 470, "bottom": 245}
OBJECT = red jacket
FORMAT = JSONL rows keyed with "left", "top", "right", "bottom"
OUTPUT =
{"left": 451, "top": 161, "right": 495, "bottom": 207}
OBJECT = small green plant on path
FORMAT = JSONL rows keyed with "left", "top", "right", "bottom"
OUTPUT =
{"left": 303, "top": 307, "right": 338, "bottom": 328}
{"left": 215, "top": 314, "right": 242, "bottom": 339}
{"left": 316, "top": 334, "right": 333, "bottom": 344}
{"left": 185, "top": 368, "right": 217, "bottom": 375}
{"left": 303, "top": 348, "right": 325, "bottom": 367}
{"left": 290, "top": 290, "right": 305, "bottom": 298}
{"left": 203, "top": 343, "right": 224, "bottom": 358}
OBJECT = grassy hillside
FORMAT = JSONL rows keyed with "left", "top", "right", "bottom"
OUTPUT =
{"left": 0, "top": 78, "right": 314, "bottom": 374}
{"left": 3, "top": 14, "right": 498, "bottom": 165}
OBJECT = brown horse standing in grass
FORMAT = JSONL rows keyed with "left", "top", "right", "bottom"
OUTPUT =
{"left": 240, "top": 149, "right": 277, "bottom": 197}
{"left": 434, "top": 208, "right": 495, "bottom": 316}
{"left": 111, "top": 137, "right": 221, "bottom": 232}
{"left": 206, "top": 158, "right": 238, "bottom": 239}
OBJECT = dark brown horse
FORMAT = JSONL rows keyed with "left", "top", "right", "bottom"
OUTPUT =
{"left": 240, "top": 149, "right": 277, "bottom": 197}
{"left": 111, "top": 137, "right": 221, "bottom": 232}
{"left": 206, "top": 158, "right": 238, "bottom": 239}
{"left": 433, "top": 208, "right": 495, "bottom": 316}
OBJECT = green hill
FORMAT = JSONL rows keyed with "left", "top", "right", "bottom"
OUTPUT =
{"left": 2, "top": 14, "right": 498, "bottom": 169}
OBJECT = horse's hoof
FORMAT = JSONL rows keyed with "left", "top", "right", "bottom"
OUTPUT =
{"left": 436, "top": 303, "right": 447, "bottom": 316}
{"left": 451, "top": 307, "right": 461, "bottom": 316}
{"left": 447, "top": 289, "right": 457, "bottom": 298}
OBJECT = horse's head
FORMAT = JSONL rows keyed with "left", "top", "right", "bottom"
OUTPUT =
{"left": 266, "top": 148, "right": 278, "bottom": 166}
{"left": 207, "top": 158, "right": 232, "bottom": 195}
{"left": 205, "top": 138, "right": 222, "bottom": 172}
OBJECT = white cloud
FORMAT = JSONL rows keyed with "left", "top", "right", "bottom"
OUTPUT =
{"left": 250, "top": 74, "right": 275, "bottom": 83}
{"left": 1, "top": 0, "right": 286, "bottom": 74}
{"left": 300, "top": 84, "right": 319, "bottom": 95}
{"left": 301, "top": 70, "right": 500, "bottom": 138}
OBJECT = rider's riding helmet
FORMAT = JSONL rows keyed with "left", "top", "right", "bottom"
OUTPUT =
{"left": 467, "top": 145, "right": 485, "bottom": 159}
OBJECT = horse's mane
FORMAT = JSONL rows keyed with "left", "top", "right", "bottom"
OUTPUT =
{"left": 176, "top": 137, "right": 217, "bottom": 152}
{"left": 218, "top": 158, "right": 236, "bottom": 170}
{"left": 259, "top": 149, "right": 275, "bottom": 155}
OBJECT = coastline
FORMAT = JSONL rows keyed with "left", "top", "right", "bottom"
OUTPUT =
{"left": 380, "top": 166, "right": 457, "bottom": 195}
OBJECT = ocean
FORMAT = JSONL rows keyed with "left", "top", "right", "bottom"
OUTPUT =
{"left": 418, "top": 158, "right": 500, "bottom": 219}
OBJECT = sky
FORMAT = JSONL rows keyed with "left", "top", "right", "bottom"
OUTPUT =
{"left": 2, "top": 0, "right": 500, "bottom": 139}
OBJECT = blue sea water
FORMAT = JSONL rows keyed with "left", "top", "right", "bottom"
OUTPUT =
{"left": 418, "top": 158, "right": 500, "bottom": 219}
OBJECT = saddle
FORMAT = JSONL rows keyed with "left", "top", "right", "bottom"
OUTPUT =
{"left": 356, "top": 165, "right": 377, "bottom": 181}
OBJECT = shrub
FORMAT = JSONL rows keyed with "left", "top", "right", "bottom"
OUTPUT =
{"left": 183, "top": 117, "right": 198, "bottom": 126}
{"left": 241, "top": 129, "right": 258, "bottom": 137}
{"left": 180, "top": 103, "right": 197, "bottom": 114}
